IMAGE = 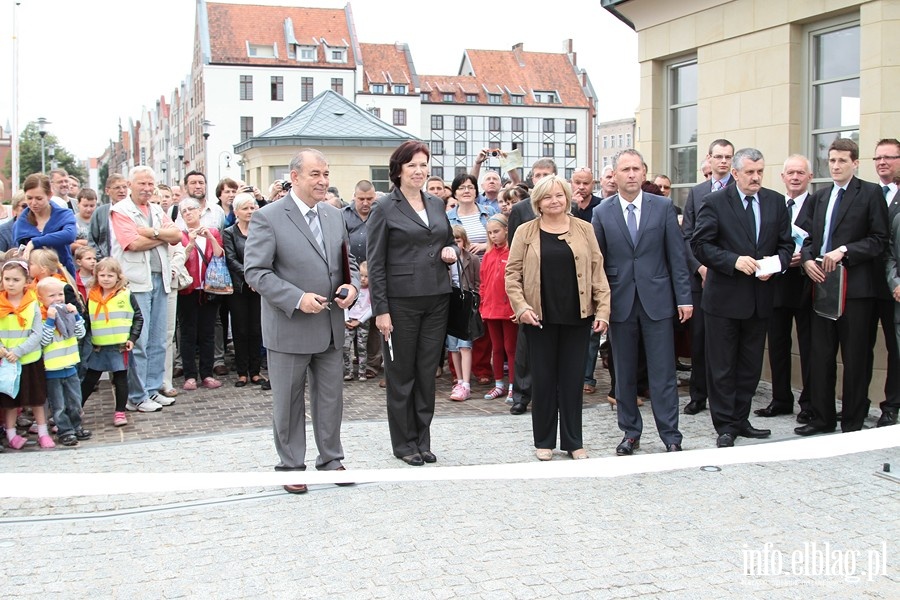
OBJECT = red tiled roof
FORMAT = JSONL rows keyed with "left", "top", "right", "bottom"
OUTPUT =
{"left": 359, "top": 43, "right": 414, "bottom": 89}
{"left": 206, "top": 2, "right": 355, "bottom": 68}
{"left": 420, "top": 48, "right": 589, "bottom": 108}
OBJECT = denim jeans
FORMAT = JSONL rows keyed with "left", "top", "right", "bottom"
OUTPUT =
{"left": 128, "top": 272, "right": 168, "bottom": 403}
{"left": 47, "top": 373, "right": 83, "bottom": 436}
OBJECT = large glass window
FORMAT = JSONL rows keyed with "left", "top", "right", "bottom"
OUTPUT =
{"left": 809, "top": 22, "right": 860, "bottom": 182}
{"left": 301, "top": 77, "right": 314, "bottom": 102}
{"left": 666, "top": 59, "right": 698, "bottom": 207}
{"left": 431, "top": 115, "right": 443, "bottom": 130}
{"left": 240, "top": 117, "right": 253, "bottom": 142}
{"left": 454, "top": 116, "right": 467, "bottom": 131}
{"left": 271, "top": 76, "right": 283, "bottom": 101}
{"left": 239, "top": 75, "right": 253, "bottom": 101}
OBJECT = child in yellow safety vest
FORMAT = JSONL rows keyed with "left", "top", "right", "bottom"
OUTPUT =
{"left": 80, "top": 258, "right": 143, "bottom": 428}
{"left": 0, "top": 260, "right": 52, "bottom": 449}
{"left": 36, "top": 277, "right": 88, "bottom": 447}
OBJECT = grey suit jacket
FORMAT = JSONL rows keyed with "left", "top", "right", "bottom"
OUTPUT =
{"left": 592, "top": 193, "right": 691, "bottom": 322}
{"left": 244, "top": 194, "right": 359, "bottom": 355}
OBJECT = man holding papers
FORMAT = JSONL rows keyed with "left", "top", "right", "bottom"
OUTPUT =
{"left": 691, "top": 148, "right": 793, "bottom": 448}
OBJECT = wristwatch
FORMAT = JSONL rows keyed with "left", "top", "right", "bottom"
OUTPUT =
{"left": 838, "top": 245, "right": 848, "bottom": 254}
{"left": 153, "top": 228, "right": 160, "bottom": 239}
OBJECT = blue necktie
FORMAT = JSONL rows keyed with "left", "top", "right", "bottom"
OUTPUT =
{"left": 884, "top": 185, "right": 891, "bottom": 198}
{"left": 626, "top": 204, "right": 638, "bottom": 245}
{"left": 823, "top": 187, "right": 844, "bottom": 254}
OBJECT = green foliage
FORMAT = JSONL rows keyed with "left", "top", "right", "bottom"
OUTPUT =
{"left": 1, "top": 121, "right": 87, "bottom": 185}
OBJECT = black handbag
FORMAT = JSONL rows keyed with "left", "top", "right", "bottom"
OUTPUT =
{"left": 446, "top": 255, "right": 485, "bottom": 341}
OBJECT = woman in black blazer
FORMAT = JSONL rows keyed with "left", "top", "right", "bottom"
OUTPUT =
{"left": 223, "top": 193, "right": 268, "bottom": 389}
{"left": 367, "top": 141, "right": 458, "bottom": 466}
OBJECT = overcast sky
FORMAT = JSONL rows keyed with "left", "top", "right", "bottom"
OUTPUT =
{"left": 0, "top": 0, "right": 638, "bottom": 159}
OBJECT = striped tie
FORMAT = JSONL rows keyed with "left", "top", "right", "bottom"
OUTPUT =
{"left": 307, "top": 209, "right": 325, "bottom": 255}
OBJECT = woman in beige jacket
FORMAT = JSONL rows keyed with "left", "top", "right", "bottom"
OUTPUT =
{"left": 505, "top": 175, "right": 610, "bottom": 461}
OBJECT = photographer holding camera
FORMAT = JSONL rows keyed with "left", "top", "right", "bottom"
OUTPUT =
{"left": 472, "top": 148, "right": 522, "bottom": 213}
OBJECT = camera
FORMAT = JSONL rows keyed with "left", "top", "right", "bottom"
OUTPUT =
{"left": 490, "top": 150, "right": 499, "bottom": 157}
{"left": 281, "top": 181, "right": 292, "bottom": 192}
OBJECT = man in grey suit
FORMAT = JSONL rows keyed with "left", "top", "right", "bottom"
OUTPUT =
{"left": 244, "top": 149, "right": 359, "bottom": 494}
{"left": 593, "top": 149, "right": 693, "bottom": 455}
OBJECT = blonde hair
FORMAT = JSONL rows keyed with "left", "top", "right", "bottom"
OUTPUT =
{"left": 29, "top": 248, "right": 77, "bottom": 290}
{"left": 92, "top": 257, "right": 128, "bottom": 294}
{"left": 484, "top": 213, "right": 509, "bottom": 253}
{"left": 451, "top": 224, "right": 469, "bottom": 250}
{"left": 74, "top": 246, "right": 96, "bottom": 262}
{"left": 36, "top": 276, "right": 65, "bottom": 300}
{"left": 530, "top": 175, "right": 573, "bottom": 217}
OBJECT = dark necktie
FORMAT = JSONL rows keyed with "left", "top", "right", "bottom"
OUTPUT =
{"left": 626, "top": 204, "right": 638, "bottom": 245}
{"left": 823, "top": 187, "right": 844, "bottom": 254}
{"left": 884, "top": 185, "right": 891, "bottom": 198}
{"left": 745, "top": 196, "right": 756, "bottom": 243}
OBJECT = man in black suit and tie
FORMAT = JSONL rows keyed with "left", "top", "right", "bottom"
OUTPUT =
{"left": 870, "top": 138, "right": 900, "bottom": 427}
{"left": 756, "top": 155, "right": 815, "bottom": 423}
{"left": 593, "top": 150, "right": 692, "bottom": 455}
{"left": 692, "top": 148, "right": 793, "bottom": 448}
{"left": 681, "top": 139, "right": 735, "bottom": 415}
{"left": 798, "top": 139, "right": 890, "bottom": 435}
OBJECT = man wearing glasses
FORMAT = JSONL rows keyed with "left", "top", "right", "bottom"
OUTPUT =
{"left": 681, "top": 139, "right": 735, "bottom": 416}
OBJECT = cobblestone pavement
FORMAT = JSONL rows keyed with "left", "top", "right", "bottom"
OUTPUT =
{"left": 1, "top": 363, "right": 897, "bottom": 598}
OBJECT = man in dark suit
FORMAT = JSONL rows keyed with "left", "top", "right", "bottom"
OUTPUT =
{"left": 244, "top": 148, "right": 359, "bottom": 494}
{"left": 756, "top": 155, "right": 815, "bottom": 423}
{"left": 593, "top": 149, "right": 693, "bottom": 455}
{"left": 798, "top": 139, "right": 889, "bottom": 435}
{"left": 681, "top": 139, "right": 736, "bottom": 415}
{"left": 870, "top": 138, "right": 900, "bottom": 427}
{"left": 692, "top": 147, "right": 793, "bottom": 448}
{"left": 506, "top": 158, "right": 556, "bottom": 415}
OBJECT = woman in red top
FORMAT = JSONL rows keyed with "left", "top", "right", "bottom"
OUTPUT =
{"left": 177, "top": 198, "right": 224, "bottom": 391}
{"left": 480, "top": 214, "right": 517, "bottom": 403}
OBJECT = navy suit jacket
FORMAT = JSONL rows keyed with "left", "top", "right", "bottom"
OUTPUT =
{"left": 592, "top": 193, "right": 691, "bottom": 322}
{"left": 692, "top": 185, "right": 793, "bottom": 320}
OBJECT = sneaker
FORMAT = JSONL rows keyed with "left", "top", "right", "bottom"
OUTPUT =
{"left": 74, "top": 427, "right": 92, "bottom": 440}
{"left": 449, "top": 386, "right": 470, "bottom": 402}
{"left": 113, "top": 412, "right": 127, "bottom": 427}
{"left": 359, "top": 374, "right": 367, "bottom": 382}
{"left": 343, "top": 373, "right": 353, "bottom": 381}
{"left": 202, "top": 377, "right": 222, "bottom": 389}
{"left": 183, "top": 378, "right": 198, "bottom": 391}
{"left": 137, "top": 399, "right": 163, "bottom": 412}
{"left": 58, "top": 433, "right": 78, "bottom": 446}
{"left": 125, "top": 400, "right": 139, "bottom": 412}
{"left": 506, "top": 391, "right": 515, "bottom": 405}
{"left": 151, "top": 393, "right": 175, "bottom": 407}
{"left": 484, "top": 386, "right": 505, "bottom": 400}
{"left": 38, "top": 435, "right": 56, "bottom": 449}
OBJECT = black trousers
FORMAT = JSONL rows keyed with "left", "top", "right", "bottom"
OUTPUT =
{"left": 767, "top": 302, "right": 812, "bottom": 411}
{"left": 384, "top": 294, "right": 448, "bottom": 457}
{"left": 525, "top": 322, "right": 590, "bottom": 452}
{"left": 177, "top": 291, "right": 218, "bottom": 381}
{"left": 81, "top": 369, "right": 128, "bottom": 412}
{"left": 809, "top": 298, "right": 875, "bottom": 432}
{"left": 228, "top": 286, "right": 262, "bottom": 378}
{"left": 868, "top": 298, "right": 900, "bottom": 412}
{"left": 511, "top": 323, "right": 531, "bottom": 404}
{"left": 704, "top": 313, "right": 768, "bottom": 436}
{"left": 689, "top": 288, "right": 708, "bottom": 403}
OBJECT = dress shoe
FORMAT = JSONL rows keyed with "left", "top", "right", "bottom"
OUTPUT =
{"left": 615, "top": 437, "right": 639, "bottom": 456}
{"left": 420, "top": 450, "right": 437, "bottom": 463}
{"left": 794, "top": 424, "right": 835, "bottom": 436}
{"left": 716, "top": 433, "right": 735, "bottom": 448}
{"left": 666, "top": 444, "right": 682, "bottom": 452}
{"left": 683, "top": 400, "right": 707, "bottom": 415}
{"left": 568, "top": 448, "right": 588, "bottom": 460}
{"left": 510, "top": 402, "right": 527, "bottom": 415}
{"left": 737, "top": 426, "right": 771, "bottom": 439}
{"left": 213, "top": 365, "right": 229, "bottom": 376}
{"left": 173, "top": 367, "right": 184, "bottom": 378}
{"left": 399, "top": 453, "right": 424, "bottom": 466}
{"left": 535, "top": 448, "right": 553, "bottom": 461}
{"left": 676, "top": 360, "right": 692, "bottom": 372}
{"left": 796, "top": 409, "right": 813, "bottom": 424}
{"left": 583, "top": 384, "right": 596, "bottom": 394}
{"left": 754, "top": 403, "right": 792, "bottom": 418}
{"left": 333, "top": 466, "right": 354, "bottom": 486}
{"left": 283, "top": 483, "right": 308, "bottom": 494}
{"left": 877, "top": 409, "right": 898, "bottom": 427}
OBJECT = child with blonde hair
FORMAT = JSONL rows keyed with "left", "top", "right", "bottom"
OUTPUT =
{"left": 447, "top": 225, "right": 481, "bottom": 401}
{"left": 480, "top": 214, "right": 517, "bottom": 403}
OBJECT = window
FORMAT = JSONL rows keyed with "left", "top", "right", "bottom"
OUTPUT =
{"left": 602, "top": 136, "right": 608, "bottom": 149}
{"left": 239, "top": 75, "right": 253, "bottom": 101}
{"left": 443, "top": 93, "right": 454, "bottom": 102}
{"left": 432, "top": 166, "right": 444, "bottom": 180}
{"left": 298, "top": 46, "right": 316, "bottom": 62}
{"left": 370, "top": 107, "right": 381, "bottom": 118}
{"left": 565, "top": 168, "right": 574, "bottom": 180}
{"left": 331, "top": 78, "right": 343, "bottom": 95}
{"left": 431, "top": 141, "right": 444, "bottom": 155}
{"left": 618, "top": 134, "right": 624, "bottom": 147}
{"left": 542, "top": 142, "right": 554, "bottom": 157}
{"left": 372, "top": 84, "right": 385, "bottom": 94}
{"left": 466, "top": 94, "right": 478, "bottom": 103}
{"left": 271, "top": 117, "right": 283, "bottom": 127}
{"left": 393, "top": 109, "right": 407, "bottom": 126}
{"left": 248, "top": 43, "right": 275, "bottom": 58}
{"left": 393, "top": 84, "right": 407, "bottom": 95}
{"left": 328, "top": 48, "right": 347, "bottom": 63}
{"left": 489, "top": 117, "right": 501, "bottom": 132}
{"left": 565, "top": 143, "right": 576, "bottom": 158}
{"left": 455, "top": 141, "right": 467, "bottom": 156}
{"left": 271, "top": 76, "right": 283, "bottom": 101}
{"left": 510, "top": 94, "right": 524, "bottom": 105}
{"left": 666, "top": 58, "right": 699, "bottom": 205}
{"left": 454, "top": 116, "right": 466, "bottom": 131}
{"left": 455, "top": 166, "right": 468, "bottom": 177}
{"left": 301, "top": 77, "right": 314, "bottom": 102}
{"left": 431, "top": 115, "right": 443, "bottom": 130}
{"left": 626, "top": 133, "right": 632, "bottom": 147}
{"left": 240, "top": 116, "right": 253, "bottom": 142}
{"left": 421, "top": 92, "right": 430, "bottom": 102}
{"left": 809, "top": 21, "right": 860, "bottom": 180}
{"left": 371, "top": 167, "right": 390, "bottom": 193}
{"left": 511, "top": 117, "right": 523, "bottom": 132}
{"left": 565, "top": 119, "right": 576, "bottom": 134}
{"left": 543, "top": 119, "right": 554, "bottom": 133}
{"left": 534, "top": 90, "right": 559, "bottom": 103}
{"left": 488, "top": 94, "right": 502, "bottom": 104}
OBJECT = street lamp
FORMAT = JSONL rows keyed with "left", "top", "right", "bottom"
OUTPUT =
{"left": 160, "top": 159, "right": 168, "bottom": 184}
{"left": 36, "top": 117, "right": 49, "bottom": 173}
{"left": 218, "top": 151, "right": 231, "bottom": 181}
{"left": 177, "top": 145, "right": 184, "bottom": 183}
{"left": 201, "top": 120, "right": 213, "bottom": 176}
{"left": 48, "top": 146, "right": 57, "bottom": 170}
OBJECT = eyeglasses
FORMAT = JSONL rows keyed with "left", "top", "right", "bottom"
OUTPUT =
{"left": 711, "top": 154, "right": 733, "bottom": 161}
{"left": 873, "top": 155, "right": 900, "bottom": 162}
{"left": 573, "top": 167, "right": 593, "bottom": 175}
{"left": 456, "top": 185, "right": 476, "bottom": 191}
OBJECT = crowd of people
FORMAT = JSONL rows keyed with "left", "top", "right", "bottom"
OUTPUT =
{"left": 1, "top": 137, "right": 896, "bottom": 486}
